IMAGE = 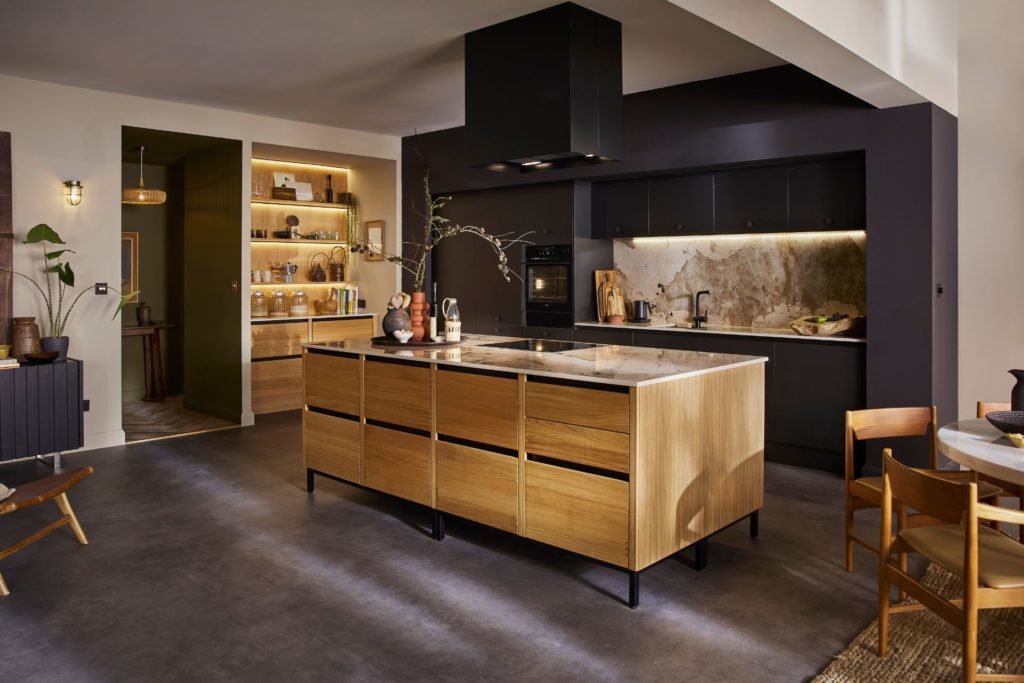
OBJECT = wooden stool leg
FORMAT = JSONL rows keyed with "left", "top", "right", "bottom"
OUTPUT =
{"left": 0, "top": 571, "right": 8, "bottom": 597}
{"left": 55, "top": 493, "right": 88, "bottom": 545}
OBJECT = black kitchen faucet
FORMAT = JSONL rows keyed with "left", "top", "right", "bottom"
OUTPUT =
{"left": 694, "top": 290, "right": 710, "bottom": 329}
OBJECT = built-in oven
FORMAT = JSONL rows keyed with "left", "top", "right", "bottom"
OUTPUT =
{"left": 524, "top": 244, "right": 573, "bottom": 327}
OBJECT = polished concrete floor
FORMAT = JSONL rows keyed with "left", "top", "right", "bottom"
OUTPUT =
{"left": 1, "top": 412, "right": 889, "bottom": 682}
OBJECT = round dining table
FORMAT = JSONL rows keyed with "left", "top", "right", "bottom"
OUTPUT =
{"left": 937, "top": 418, "right": 1024, "bottom": 487}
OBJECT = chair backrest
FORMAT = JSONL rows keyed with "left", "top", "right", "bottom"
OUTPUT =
{"left": 977, "top": 401, "right": 1011, "bottom": 418}
{"left": 883, "top": 449, "right": 970, "bottom": 525}
{"left": 845, "top": 407, "right": 938, "bottom": 478}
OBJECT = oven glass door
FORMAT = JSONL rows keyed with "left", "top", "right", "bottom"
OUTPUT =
{"left": 527, "top": 263, "right": 570, "bottom": 307}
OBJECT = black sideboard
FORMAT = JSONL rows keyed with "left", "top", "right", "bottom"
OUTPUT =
{"left": 0, "top": 360, "right": 84, "bottom": 462}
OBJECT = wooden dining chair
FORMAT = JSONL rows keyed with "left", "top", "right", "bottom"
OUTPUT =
{"left": 845, "top": 407, "right": 1001, "bottom": 571}
{"left": 878, "top": 449, "right": 1024, "bottom": 683}
{"left": 0, "top": 466, "right": 94, "bottom": 596}
{"left": 976, "top": 401, "right": 1023, "bottom": 542}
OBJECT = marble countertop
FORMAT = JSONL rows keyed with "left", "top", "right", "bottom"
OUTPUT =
{"left": 303, "top": 334, "right": 767, "bottom": 387}
{"left": 575, "top": 321, "right": 866, "bottom": 344}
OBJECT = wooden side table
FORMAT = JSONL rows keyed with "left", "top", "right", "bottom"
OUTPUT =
{"left": 122, "top": 324, "right": 173, "bottom": 402}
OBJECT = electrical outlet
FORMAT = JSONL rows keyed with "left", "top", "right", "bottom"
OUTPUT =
{"left": 83, "top": 399, "right": 90, "bottom": 412}
{"left": 94, "top": 282, "right": 108, "bottom": 295}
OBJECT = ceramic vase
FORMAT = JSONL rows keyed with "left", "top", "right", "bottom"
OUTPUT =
{"left": 1011, "top": 369, "right": 1024, "bottom": 411}
{"left": 382, "top": 308, "right": 411, "bottom": 336}
{"left": 136, "top": 301, "right": 152, "bottom": 326}
{"left": 41, "top": 336, "right": 69, "bottom": 362}
{"left": 11, "top": 317, "right": 41, "bottom": 361}
{"left": 409, "top": 291, "right": 428, "bottom": 341}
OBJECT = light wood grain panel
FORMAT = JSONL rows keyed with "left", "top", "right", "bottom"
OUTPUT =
{"left": 525, "top": 460, "right": 629, "bottom": 567}
{"left": 304, "top": 410, "right": 360, "bottom": 482}
{"left": 252, "top": 321, "right": 308, "bottom": 358}
{"left": 311, "top": 317, "right": 375, "bottom": 343}
{"left": 632, "top": 363, "right": 764, "bottom": 570}
{"left": 364, "top": 360, "right": 431, "bottom": 431}
{"left": 525, "top": 418, "right": 630, "bottom": 473}
{"left": 304, "top": 352, "right": 360, "bottom": 414}
{"left": 364, "top": 424, "right": 430, "bottom": 505}
{"left": 436, "top": 370, "right": 518, "bottom": 449}
{"left": 526, "top": 381, "right": 629, "bottom": 433}
{"left": 252, "top": 358, "right": 303, "bottom": 413}
{"left": 436, "top": 441, "right": 518, "bottom": 533}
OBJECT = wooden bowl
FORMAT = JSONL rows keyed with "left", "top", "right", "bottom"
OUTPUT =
{"left": 24, "top": 351, "right": 59, "bottom": 364}
{"left": 985, "top": 411, "right": 1024, "bottom": 434}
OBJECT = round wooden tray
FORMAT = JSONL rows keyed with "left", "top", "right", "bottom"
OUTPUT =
{"left": 370, "top": 336, "right": 461, "bottom": 348}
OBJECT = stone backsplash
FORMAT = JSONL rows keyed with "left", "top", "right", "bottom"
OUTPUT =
{"left": 612, "top": 232, "right": 866, "bottom": 328}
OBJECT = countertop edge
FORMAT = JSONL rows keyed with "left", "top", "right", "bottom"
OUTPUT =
{"left": 301, "top": 341, "right": 768, "bottom": 387}
{"left": 574, "top": 322, "right": 867, "bottom": 344}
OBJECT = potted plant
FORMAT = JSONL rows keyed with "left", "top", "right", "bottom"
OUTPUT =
{"left": 351, "top": 157, "right": 532, "bottom": 340}
{"left": 4, "top": 224, "right": 137, "bottom": 361}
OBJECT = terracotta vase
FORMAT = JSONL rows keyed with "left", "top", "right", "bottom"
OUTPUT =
{"left": 409, "top": 291, "right": 428, "bottom": 341}
{"left": 11, "top": 317, "right": 42, "bottom": 361}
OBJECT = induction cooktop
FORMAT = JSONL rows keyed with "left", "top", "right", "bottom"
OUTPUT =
{"left": 481, "top": 339, "right": 598, "bottom": 353}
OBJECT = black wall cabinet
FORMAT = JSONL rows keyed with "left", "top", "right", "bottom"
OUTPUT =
{"left": 788, "top": 156, "right": 866, "bottom": 230}
{"left": 713, "top": 166, "right": 789, "bottom": 233}
{"left": 648, "top": 173, "right": 715, "bottom": 236}
{"left": 592, "top": 180, "right": 648, "bottom": 238}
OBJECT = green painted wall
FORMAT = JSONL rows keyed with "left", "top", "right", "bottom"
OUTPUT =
{"left": 120, "top": 163, "right": 185, "bottom": 401}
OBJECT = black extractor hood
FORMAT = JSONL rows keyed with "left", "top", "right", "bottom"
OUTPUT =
{"left": 465, "top": 2, "right": 623, "bottom": 172}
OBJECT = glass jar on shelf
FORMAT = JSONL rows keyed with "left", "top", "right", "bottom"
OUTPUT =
{"left": 250, "top": 290, "right": 268, "bottom": 318}
{"left": 289, "top": 290, "right": 308, "bottom": 316}
{"left": 268, "top": 290, "right": 289, "bottom": 317}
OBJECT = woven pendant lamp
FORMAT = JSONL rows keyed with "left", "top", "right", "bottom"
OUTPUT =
{"left": 122, "top": 146, "right": 166, "bottom": 205}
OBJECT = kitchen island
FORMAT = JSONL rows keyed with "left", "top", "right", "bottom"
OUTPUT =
{"left": 301, "top": 334, "right": 767, "bottom": 607}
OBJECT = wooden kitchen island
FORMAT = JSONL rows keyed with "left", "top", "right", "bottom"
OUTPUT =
{"left": 301, "top": 334, "right": 767, "bottom": 607}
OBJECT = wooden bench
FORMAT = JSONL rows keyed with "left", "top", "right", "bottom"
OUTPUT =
{"left": 0, "top": 466, "right": 94, "bottom": 596}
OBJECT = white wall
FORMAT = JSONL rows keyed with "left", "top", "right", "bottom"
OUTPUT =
{"left": 957, "top": 1, "right": 1024, "bottom": 416}
{"left": 0, "top": 74, "right": 401, "bottom": 450}
{"left": 770, "top": 0, "right": 958, "bottom": 114}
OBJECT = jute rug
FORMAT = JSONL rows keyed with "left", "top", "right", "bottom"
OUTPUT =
{"left": 814, "top": 564, "right": 1024, "bottom": 682}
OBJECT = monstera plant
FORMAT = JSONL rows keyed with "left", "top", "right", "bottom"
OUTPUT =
{"left": 3, "top": 223, "right": 136, "bottom": 360}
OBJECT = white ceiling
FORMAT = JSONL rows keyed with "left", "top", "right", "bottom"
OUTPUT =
{"left": 0, "top": 0, "right": 782, "bottom": 136}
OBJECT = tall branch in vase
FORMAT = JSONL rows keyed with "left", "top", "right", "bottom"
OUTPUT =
{"left": 352, "top": 155, "right": 532, "bottom": 340}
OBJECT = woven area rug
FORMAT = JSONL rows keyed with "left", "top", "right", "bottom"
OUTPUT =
{"left": 814, "top": 564, "right": 1024, "bottom": 682}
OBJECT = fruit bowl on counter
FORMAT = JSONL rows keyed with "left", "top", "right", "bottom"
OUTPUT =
{"left": 790, "top": 313, "right": 864, "bottom": 337}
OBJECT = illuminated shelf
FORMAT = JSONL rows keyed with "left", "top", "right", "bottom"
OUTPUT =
{"left": 250, "top": 280, "right": 350, "bottom": 287}
{"left": 250, "top": 238, "right": 348, "bottom": 245}
{"left": 252, "top": 197, "right": 349, "bottom": 210}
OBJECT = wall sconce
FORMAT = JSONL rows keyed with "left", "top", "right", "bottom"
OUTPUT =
{"left": 63, "top": 180, "right": 83, "bottom": 206}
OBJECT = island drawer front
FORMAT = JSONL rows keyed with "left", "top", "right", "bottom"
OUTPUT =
{"left": 524, "top": 460, "right": 629, "bottom": 567}
{"left": 304, "top": 352, "right": 361, "bottom": 415}
{"left": 525, "top": 418, "right": 630, "bottom": 474}
{"left": 304, "top": 411, "right": 361, "bottom": 483}
{"left": 252, "top": 321, "right": 308, "bottom": 359}
{"left": 311, "top": 317, "right": 375, "bottom": 343}
{"left": 436, "top": 370, "right": 518, "bottom": 450}
{"left": 253, "top": 358, "right": 304, "bottom": 414}
{"left": 525, "top": 382, "right": 630, "bottom": 434}
{"left": 364, "top": 424, "right": 430, "bottom": 506}
{"left": 436, "top": 441, "right": 518, "bottom": 533}
{"left": 364, "top": 360, "right": 431, "bottom": 432}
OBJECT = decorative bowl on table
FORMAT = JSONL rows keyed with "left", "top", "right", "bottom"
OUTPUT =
{"left": 985, "top": 411, "right": 1024, "bottom": 434}
{"left": 24, "top": 351, "right": 60, "bottom": 364}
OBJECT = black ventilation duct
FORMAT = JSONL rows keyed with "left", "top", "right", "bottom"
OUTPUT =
{"left": 465, "top": 2, "right": 623, "bottom": 173}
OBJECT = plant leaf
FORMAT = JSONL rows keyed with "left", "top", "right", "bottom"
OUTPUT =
{"left": 58, "top": 262, "right": 75, "bottom": 287}
{"left": 45, "top": 249, "right": 75, "bottom": 260}
{"left": 112, "top": 291, "right": 140, "bottom": 320}
{"left": 24, "top": 224, "right": 65, "bottom": 244}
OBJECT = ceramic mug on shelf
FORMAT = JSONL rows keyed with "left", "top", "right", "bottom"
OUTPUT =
{"left": 251, "top": 270, "right": 262, "bottom": 283}
{"left": 262, "top": 270, "right": 273, "bottom": 283}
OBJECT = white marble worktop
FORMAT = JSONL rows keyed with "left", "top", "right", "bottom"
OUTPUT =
{"left": 575, "top": 321, "right": 867, "bottom": 344}
{"left": 303, "top": 334, "right": 767, "bottom": 388}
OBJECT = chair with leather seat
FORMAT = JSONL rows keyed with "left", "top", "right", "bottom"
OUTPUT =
{"left": 976, "top": 401, "right": 1023, "bottom": 542}
{"left": 0, "top": 467, "right": 94, "bottom": 596}
{"left": 878, "top": 449, "right": 1024, "bottom": 683}
{"left": 844, "top": 407, "right": 1001, "bottom": 571}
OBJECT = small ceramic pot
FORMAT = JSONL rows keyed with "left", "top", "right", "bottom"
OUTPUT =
{"left": 0, "top": 344, "right": 11, "bottom": 360}
{"left": 393, "top": 329, "right": 414, "bottom": 344}
{"left": 607, "top": 314, "right": 624, "bottom": 325}
{"left": 382, "top": 308, "right": 411, "bottom": 336}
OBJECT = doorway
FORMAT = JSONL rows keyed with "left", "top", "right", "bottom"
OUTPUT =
{"left": 120, "top": 126, "right": 243, "bottom": 442}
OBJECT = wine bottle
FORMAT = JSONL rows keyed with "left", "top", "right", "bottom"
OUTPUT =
{"left": 429, "top": 282, "right": 438, "bottom": 339}
{"left": 325, "top": 174, "right": 333, "bottom": 204}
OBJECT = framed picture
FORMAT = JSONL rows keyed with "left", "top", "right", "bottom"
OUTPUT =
{"left": 365, "top": 220, "right": 385, "bottom": 261}
{"left": 121, "top": 232, "right": 139, "bottom": 302}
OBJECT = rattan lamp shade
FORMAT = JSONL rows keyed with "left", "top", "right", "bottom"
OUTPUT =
{"left": 122, "top": 146, "right": 167, "bottom": 205}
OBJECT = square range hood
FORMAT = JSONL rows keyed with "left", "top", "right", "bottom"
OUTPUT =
{"left": 465, "top": 2, "right": 623, "bottom": 173}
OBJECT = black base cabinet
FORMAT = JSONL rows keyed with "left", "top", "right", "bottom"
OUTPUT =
{"left": 0, "top": 360, "right": 85, "bottom": 461}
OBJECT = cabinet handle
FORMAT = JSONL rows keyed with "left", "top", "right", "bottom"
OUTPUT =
{"left": 544, "top": 228, "right": 551, "bottom": 235}
{"left": 614, "top": 226, "right": 622, "bottom": 234}
{"left": 495, "top": 315, "right": 502, "bottom": 322}
{"left": 745, "top": 220, "right": 753, "bottom": 229}
{"left": 824, "top": 216, "right": 834, "bottom": 226}
{"left": 674, "top": 223, "right": 683, "bottom": 231}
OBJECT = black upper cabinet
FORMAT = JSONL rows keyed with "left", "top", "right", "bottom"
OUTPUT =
{"left": 714, "top": 166, "right": 789, "bottom": 233}
{"left": 788, "top": 156, "right": 866, "bottom": 230}
{"left": 592, "top": 180, "right": 648, "bottom": 238}
{"left": 648, "top": 173, "right": 714, "bottom": 236}
{"left": 517, "top": 183, "right": 574, "bottom": 243}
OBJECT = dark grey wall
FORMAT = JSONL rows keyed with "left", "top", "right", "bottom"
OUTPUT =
{"left": 403, "top": 66, "right": 957, "bottom": 470}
